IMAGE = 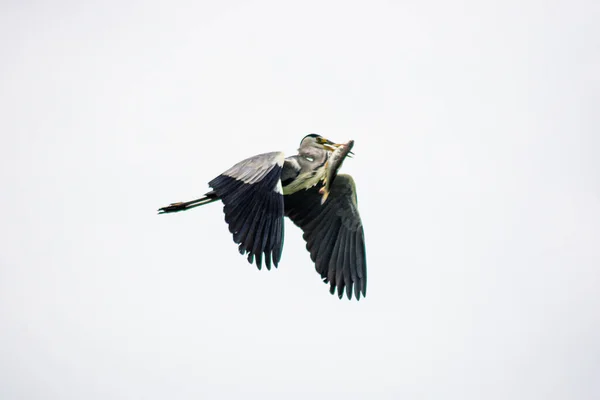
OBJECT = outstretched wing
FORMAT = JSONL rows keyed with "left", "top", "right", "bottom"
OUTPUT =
{"left": 209, "top": 152, "right": 286, "bottom": 270}
{"left": 284, "top": 174, "right": 367, "bottom": 300}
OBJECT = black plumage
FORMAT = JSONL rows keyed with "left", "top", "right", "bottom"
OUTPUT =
{"left": 284, "top": 175, "right": 366, "bottom": 300}
{"left": 209, "top": 165, "right": 284, "bottom": 270}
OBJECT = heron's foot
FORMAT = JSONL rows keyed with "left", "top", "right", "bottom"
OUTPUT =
{"left": 158, "top": 202, "right": 185, "bottom": 214}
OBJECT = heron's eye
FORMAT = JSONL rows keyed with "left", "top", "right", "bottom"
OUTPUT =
{"left": 304, "top": 156, "right": 314, "bottom": 162}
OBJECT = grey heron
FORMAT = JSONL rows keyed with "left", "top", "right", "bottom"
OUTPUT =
{"left": 158, "top": 134, "right": 366, "bottom": 300}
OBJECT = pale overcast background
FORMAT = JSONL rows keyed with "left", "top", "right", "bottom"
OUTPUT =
{"left": 1, "top": 1, "right": 599, "bottom": 399}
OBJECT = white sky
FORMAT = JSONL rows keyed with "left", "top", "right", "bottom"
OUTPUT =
{"left": 1, "top": 1, "right": 599, "bottom": 399}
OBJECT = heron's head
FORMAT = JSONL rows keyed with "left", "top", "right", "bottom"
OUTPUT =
{"left": 293, "top": 134, "right": 354, "bottom": 186}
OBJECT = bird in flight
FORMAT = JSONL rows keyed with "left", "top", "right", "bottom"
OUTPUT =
{"left": 158, "top": 134, "right": 366, "bottom": 300}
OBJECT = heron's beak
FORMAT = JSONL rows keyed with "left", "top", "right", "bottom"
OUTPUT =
{"left": 318, "top": 137, "right": 355, "bottom": 157}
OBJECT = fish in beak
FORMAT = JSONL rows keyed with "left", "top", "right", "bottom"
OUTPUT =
{"left": 319, "top": 139, "right": 355, "bottom": 204}
{"left": 317, "top": 137, "right": 355, "bottom": 157}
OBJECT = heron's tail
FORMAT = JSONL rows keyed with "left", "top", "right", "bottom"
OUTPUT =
{"left": 158, "top": 191, "right": 219, "bottom": 214}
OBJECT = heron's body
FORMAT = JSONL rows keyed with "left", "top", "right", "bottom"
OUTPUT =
{"left": 159, "top": 134, "right": 367, "bottom": 300}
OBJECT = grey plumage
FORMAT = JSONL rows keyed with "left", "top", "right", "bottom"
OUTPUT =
{"left": 158, "top": 134, "right": 367, "bottom": 300}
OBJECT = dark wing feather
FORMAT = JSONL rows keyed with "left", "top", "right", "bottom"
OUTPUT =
{"left": 209, "top": 152, "right": 285, "bottom": 270}
{"left": 284, "top": 174, "right": 367, "bottom": 300}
